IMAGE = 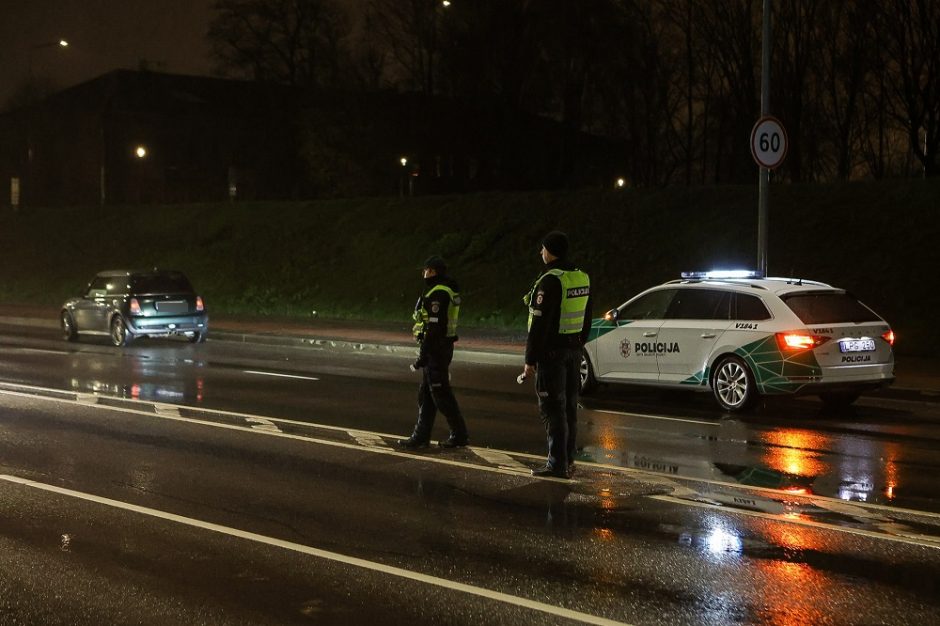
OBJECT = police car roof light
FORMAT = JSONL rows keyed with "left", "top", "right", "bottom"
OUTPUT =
{"left": 680, "top": 270, "right": 764, "bottom": 280}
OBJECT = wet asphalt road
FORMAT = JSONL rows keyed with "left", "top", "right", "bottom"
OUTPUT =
{"left": 1, "top": 324, "right": 940, "bottom": 624}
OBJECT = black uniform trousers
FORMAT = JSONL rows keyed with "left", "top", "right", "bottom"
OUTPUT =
{"left": 412, "top": 341, "right": 467, "bottom": 443}
{"left": 535, "top": 347, "right": 581, "bottom": 471}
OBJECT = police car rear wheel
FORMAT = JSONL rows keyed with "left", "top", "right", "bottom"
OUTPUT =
{"left": 579, "top": 350, "right": 597, "bottom": 395}
{"left": 712, "top": 356, "right": 755, "bottom": 412}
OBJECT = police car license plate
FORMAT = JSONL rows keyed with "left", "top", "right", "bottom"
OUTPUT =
{"left": 839, "top": 338, "right": 875, "bottom": 353}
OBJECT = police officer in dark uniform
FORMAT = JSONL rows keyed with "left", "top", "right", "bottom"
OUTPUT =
{"left": 398, "top": 255, "right": 470, "bottom": 449}
{"left": 523, "top": 232, "right": 592, "bottom": 478}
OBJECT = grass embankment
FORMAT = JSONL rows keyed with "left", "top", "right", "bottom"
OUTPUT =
{"left": 1, "top": 179, "right": 937, "bottom": 354}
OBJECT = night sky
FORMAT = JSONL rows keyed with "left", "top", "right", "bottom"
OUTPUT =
{"left": 0, "top": 0, "right": 216, "bottom": 107}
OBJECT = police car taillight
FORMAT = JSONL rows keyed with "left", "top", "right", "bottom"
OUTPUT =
{"left": 882, "top": 329, "right": 895, "bottom": 346}
{"left": 129, "top": 298, "right": 142, "bottom": 315}
{"left": 776, "top": 332, "right": 830, "bottom": 351}
{"left": 196, "top": 296, "right": 205, "bottom": 312}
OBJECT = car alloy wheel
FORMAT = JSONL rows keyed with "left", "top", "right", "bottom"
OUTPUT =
{"left": 61, "top": 311, "right": 78, "bottom": 342}
{"left": 579, "top": 349, "right": 597, "bottom": 394}
{"left": 712, "top": 356, "right": 755, "bottom": 412}
{"left": 110, "top": 316, "right": 131, "bottom": 347}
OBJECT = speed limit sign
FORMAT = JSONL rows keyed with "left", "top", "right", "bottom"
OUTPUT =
{"left": 750, "top": 116, "right": 788, "bottom": 169}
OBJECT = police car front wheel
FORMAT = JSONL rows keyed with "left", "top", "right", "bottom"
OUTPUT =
{"left": 579, "top": 350, "right": 597, "bottom": 395}
{"left": 712, "top": 356, "right": 756, "bottom": 412}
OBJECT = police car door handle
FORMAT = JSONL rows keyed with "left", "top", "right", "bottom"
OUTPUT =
{"left": 700, "top": 333, "right": 716, "bottom": 338}
{"left": 642, "top": 332, "right": 657, "bottom": 337}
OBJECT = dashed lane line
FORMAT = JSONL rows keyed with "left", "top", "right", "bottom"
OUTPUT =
{"left": 243, "top": 370, "right": 320, "bottom": 381}
{"left": 0, "top": 385, "right": 572, "bottom": 483}
{"left": 0, "top": 474, "right": 631, "bottom": 626}
{"left": 471, "top": 448, "right": 530, "bottom": 472}
{"left": 349, "top": 431, "right": 388, "bottom": 448}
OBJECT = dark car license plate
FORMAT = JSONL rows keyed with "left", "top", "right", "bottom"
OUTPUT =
{"left": 840, "top": 338, "right": 875, "bottom": 353}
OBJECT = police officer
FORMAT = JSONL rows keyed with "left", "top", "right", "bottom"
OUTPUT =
{"left": 398, "top": 255, "right": 469, "bottom": 449}
{"left": 523, "top": 231, "right": 592, "bottom": 478}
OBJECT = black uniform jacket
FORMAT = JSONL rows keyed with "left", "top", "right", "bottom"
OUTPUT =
{"left": 419, "top": 274, "right": 460, "bottom": 362}
{"left": 524, "top": 259, "right": 592, "bottom": 366}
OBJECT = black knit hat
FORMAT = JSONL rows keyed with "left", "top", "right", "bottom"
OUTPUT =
{"left": 422, "top": 255, "right": 448, "bottom": 273}
{"left": 541, "top": 231, "right": 569, "bottom": 258}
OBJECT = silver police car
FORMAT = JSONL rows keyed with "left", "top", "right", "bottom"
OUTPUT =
{"left": 580, "top": 271, "right": 895, "bottom": 411}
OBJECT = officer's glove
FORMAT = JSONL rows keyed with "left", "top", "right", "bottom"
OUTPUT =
{"left": 411, "top": 356, "right": 428, "bottom": 371}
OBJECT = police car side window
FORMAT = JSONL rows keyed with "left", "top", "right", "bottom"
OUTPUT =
{"left": 735, "top": 293, "right": 772, "bottom": 320}
{"left": 664, "top": 289, "right": 731, "bottom": 320}
{"left": 619, "top": 289, "right": 677, "bottom": 320}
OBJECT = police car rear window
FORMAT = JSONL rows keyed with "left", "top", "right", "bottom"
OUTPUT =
{"left": 781, "top": 292, "right": 880, "bottom": 324}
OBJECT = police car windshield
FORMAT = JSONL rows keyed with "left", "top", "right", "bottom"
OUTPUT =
{"left": 781, "top": 292, "right": 881, "bottom": 324}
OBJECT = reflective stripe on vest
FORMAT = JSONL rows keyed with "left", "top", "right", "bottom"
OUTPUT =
{"left": 526, "top": 268, "right": 590, "bottom": 333}
{"left": 419, "top": 284, "right": 460, "bottom": 337}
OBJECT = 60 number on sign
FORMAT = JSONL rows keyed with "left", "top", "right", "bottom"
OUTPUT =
{"left": 750, "top": 116, "right": 788, "bottom": 169}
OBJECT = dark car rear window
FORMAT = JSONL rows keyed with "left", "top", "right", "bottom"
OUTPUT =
{"left": 782, "top": 292, "right": 881, "bottom": 324}
{"left": 130, "top": 273, "right": 194, "bottom": 294}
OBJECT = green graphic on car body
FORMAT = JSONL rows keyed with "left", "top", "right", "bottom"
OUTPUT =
{"left": 733, "top": 335, "right": 821, "bottom": 394}
{"left": 588, "top": 318, "right": 629, "bottom": 342}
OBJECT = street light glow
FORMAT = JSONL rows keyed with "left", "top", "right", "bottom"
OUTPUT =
{"left": 135, "top": 146, "right": 147, "bottom": 158}
{"left": 442, "top": 1, "right": 451, "bottom": 6}
{"left": 59, "top": 40, "right": 69, "bottom": 47}
{"left": 400, "top": 157, "right": 408, "bottom": 167}
{"left": 616, "top": 178, "right": 626, "bottom": 188}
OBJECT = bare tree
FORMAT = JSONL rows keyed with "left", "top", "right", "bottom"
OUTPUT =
{"left": 878, "top": 0, "right": 940, "bottom": 177}
{"left": 208, "top": 0, "right": 348, "bottom": 87}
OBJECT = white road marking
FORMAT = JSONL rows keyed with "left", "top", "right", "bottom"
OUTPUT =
{"left": 0, "top": 474, "right": 631, "bottom": 626}
{"left": 348, "top": 431, "right": 388, "bottom": 448}
{"left": 649, "top": 495, "right": 940, "bottom": 550}
{"left": 154, "top": 404, "right": 182, "bottom": 418}
{"left": 471, "top": 448, "right": 530, "bottom": 473}
{"left": 243, "top": 370, "right": 319, "bottom": 381}
{"left": 588, "top": 408, "right": 719, "bottom": 426}
{"left": 246, "top": 417, "right": 281, "bottom": 433}
{"left": 3, "top": 383, "right": 940, "bottom": 529}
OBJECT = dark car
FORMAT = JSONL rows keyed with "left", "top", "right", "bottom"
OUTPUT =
{"left": 61, "top": 269, "right": 208, "bottom": 346}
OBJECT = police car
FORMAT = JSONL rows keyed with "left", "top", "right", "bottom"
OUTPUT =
{"left": 580, "top": 271, "right": 895, "bottom": 412}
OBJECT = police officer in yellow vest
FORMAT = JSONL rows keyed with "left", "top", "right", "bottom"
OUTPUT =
{"left": 399, "top": 255, "right": 470, "bottom": 449}
{"left": 523, "top": 232, "right": 592, "bottom": 478}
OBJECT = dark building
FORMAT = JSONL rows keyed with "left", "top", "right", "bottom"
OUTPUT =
{"left": 0, "top": 69, "right": 626, "bottom": 208}
{"left": 0, "top": 70, "right": 301, "bottom": 208}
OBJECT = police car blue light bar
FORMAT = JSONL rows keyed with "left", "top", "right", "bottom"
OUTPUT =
{"left": 680, "top": 270, "right": 764, "bottom": 280}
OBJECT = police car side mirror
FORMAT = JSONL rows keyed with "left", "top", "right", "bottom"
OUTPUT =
{"left": 604, "top": 308, "right": 619, "bottom": 321}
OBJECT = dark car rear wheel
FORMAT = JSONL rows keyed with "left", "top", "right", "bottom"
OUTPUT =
{"left": 110, "top": 316, "right": 133, "bottom": 347}
{"left": 188, "top": 331, "right": 207, "bottom": 344}
{"left": 712, "top": 355, "right": 756, "bottom": 412}
{"left": 579, "top": 349, "right": 597, "bottom": 395}
{"left": 61, "top": 311, "right": 78, "bottom": 342}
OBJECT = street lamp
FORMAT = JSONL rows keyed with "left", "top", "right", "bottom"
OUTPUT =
{"left": 135, "top": 146, "right": 148, "bottom": 159}
{"left": 27, "top": 39, "right": 69, "bottom": 79}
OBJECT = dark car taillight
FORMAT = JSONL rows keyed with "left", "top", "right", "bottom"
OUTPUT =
{"left": 196, "top": 296, "right": 204, "bottom": 312}
{"left": 129, "top": 298, "right": 142, "bottom": 314}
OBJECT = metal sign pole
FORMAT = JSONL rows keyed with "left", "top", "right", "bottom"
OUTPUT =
{"left": 758, "top": 0, "right": 771, "bottom": 276}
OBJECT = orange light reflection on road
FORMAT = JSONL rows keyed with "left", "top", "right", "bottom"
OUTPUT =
{"left": 762, "top": 429, "right": 829, "bottom": 478}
